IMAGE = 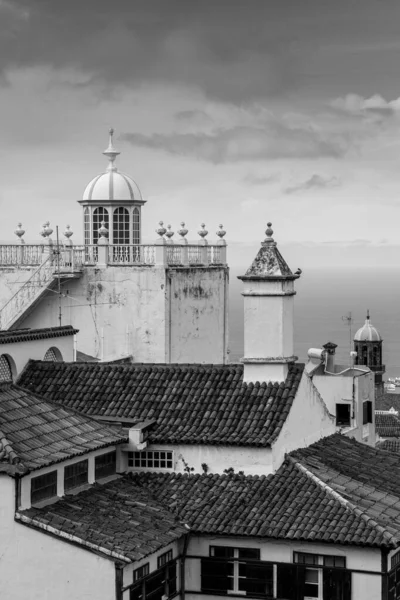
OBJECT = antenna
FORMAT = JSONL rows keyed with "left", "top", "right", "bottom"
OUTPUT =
{"left": 341, "top": 311, "right": 353, "bottom": 365}
{"left": 56, "top": 226, "right": 62, "bottom": 327}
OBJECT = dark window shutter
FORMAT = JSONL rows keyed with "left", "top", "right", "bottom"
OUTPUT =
{"left": 367, "top": 401, "right": 373, "bottom": 424}
{"left": 323, "top": 568, "right": 351, "bottom": 600}
{"left": 276, "top": 564, "right": 300, "bottom": 600}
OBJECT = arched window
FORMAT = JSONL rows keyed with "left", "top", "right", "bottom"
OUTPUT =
{"left": 113, "top": 207, "right": 130, "bottom": 245}
{"left": 84, "top": 208, "right": 90, "bottom": 246}
{"left": 0, "top": 355, "right": 12, "bottom": 381}
{"left": 362, "top": 345, "right": 368, "bottom": 366}
{"left": 133, "top": 208, "right": 140, "bottom": 245}
{"left": 373, "top": 346, "right": 380, "bottom": 366}
{"left": 43, "top": 347, "right": 63, "bottom": 362}
{"left": 93, "top": 208, "right": 109, "bottom": 245}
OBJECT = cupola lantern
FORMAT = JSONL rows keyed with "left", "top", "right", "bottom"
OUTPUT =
{"left": 78, "top": 128, "right": 146, "bottom": 248}
{"left": 354, "top": 311, "right": 385, "bottom": 397}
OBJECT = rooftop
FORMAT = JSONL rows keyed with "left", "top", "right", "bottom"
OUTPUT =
{"left": 376, "top": 393, "right": 400, "bottom": 412}
{"left": 375, "top": 412, "right": 400, "bottom": 438}
{"left": 377, "top": 439, "right": 400, "bottom": 453}
{"left": 18, "top": 362, "right": 304, "bottom": 447}
{"left": 18, "top": 476, "right": 186, "bottom": 563}
{"left": 0, "top": 325, "right": 78, "bottom": 345}
{"left": 0, "top": 383, "right": 127, "bottom": 473}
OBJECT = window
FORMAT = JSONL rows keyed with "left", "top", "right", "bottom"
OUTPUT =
{"left": 64, "top": 459, "right": 88, "bottom": 492}
{"left": 133, "top": 207, "right": 140, "bottom": 245}
{"left": 31, "top": 470, "right": 57, "bottom": 504}
{"left": 291, "top": 553, "right": 350, "bottom": 600}
{"left": 95, "top": 451, "right": 116, "bottom": 480}
{"left": 0, "top": 355, "right": 12, "bottom": 381}
{"left": 43, "top": 347, "right": 62, "bottom": 362}
{"left": 84, "top": 207, "right": 90, "bottom": 246}
{"left": 158, "top": 550, "right": 173, "bottom": 568}
{"left": 363, "top": 401, "right": 373, "bottom": 425}
{"left": 130, "top": 558, "right": 177, "bottom": 600}
{"left": 133, "top": 564, "right": 150, "bottom": 583}
{"left": 93, "top": 207, "right": 109, "bottom": 245}
{"left": 336, "top": 404, "right": 351, "bottom": 427}
{"left": 113, "top": 207, "right": 130, "bottom": 245}
{"left": 128, "top": 451, "right": 173, "bottom": 470}
{"left": 201, "top": 547, "right": 272, "bottom": 597}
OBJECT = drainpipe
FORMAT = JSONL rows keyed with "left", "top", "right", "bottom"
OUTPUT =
{"left": 180, "top": 530, "right": 191, "bottom": 600}
{"left": 115, "top": 562, "right": 124, "bottom": 600}
{"left": 14, "top": 472, "right": 20, "bottom": 512}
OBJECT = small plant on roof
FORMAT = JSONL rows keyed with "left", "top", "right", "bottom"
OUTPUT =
{"left": 201, "top": 463, "right": 209, "bottom": 474}
{"left": 179, "top": 455, "right": 195, "bottom": 475}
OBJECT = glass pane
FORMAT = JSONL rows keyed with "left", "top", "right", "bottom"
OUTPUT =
{"left": 239, "top": 579, "right": 273, "bottom": 596}
{"left": 304, "top": 583, "right": 319, "bottom": 598}
{"left": 239, "top": 563, "right": 272, "bottom": 579}
{"left": 238, "top": 548, "right": 260, "bottom": 560}
{"left": 305, "top": 569, "right": 319, "bottom": 584}
{"left": 212, "top": 547, "right": 234, "bottom": 558}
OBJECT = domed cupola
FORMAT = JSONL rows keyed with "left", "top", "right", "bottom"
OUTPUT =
{"left": 79, "top": 129, "right": 146, "bottom": 246}
{"left": 353, "top": 310, "right": 385, "bottom": 396}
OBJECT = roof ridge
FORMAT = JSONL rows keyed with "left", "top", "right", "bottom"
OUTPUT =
{"left": 288, "top": 455, "right": 398, "bottom": 547}
{"left": 305, "top": 372, "right": 335, "bottom": 420}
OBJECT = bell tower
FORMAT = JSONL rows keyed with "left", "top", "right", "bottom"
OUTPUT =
{"left": 354, "top": 311, "right": 385, "bottom": 397}
{"left": 238, "top": 223, "right": 300, "bottom": 383}
{"left": 78, "top": 129, "right": 146, "bottom": 247}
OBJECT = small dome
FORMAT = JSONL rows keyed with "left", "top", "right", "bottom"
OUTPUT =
{"left": 354, "top": 312, "right": 382, "bottom": 342}
{"left": 83, "top": 171, "right": 142, "bottom": 201}
{"left": 83, "top": 128, "right": 142, "bottom": 201}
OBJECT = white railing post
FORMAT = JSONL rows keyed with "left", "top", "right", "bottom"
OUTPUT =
{"left": 14, "top": 223, "right": 25, "bottom": 264}
{"left": 63, "top": 225, "right": 74, "bottom": 270}
{"left": 178, "top": 222, "right": 189, "bottom": 266}
{"left": 97, "top": 221, "right": 109, "bottom": 267}
{"left": 216, "top": 224, "right": 227, "bottom": 265}
{"left": 155, "top": 221, "right": 167, "bottom": 266}
{"left": 198, "top": 223, "right": 209, "bottom": 266}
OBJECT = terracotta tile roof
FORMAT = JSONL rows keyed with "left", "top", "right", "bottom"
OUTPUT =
{"left": 291, "top": 433, "right": 400, "bottom": 547}
{"left": 376, "top": 393, "right": 400, "bottom": 412}
{"left": 18, "top": 476, "right": 187, "bottom": 562}
{"left": 0, "top": 383, "right": 127, "bottom": 473}
{"left": 377, "top": 439, "right": 400, "bottom": 453}
{"left": 375, "top": 413, "right": 400, "bottom": 438}
{"left": 0, "top": 325, "right": 78, "bottom": 344}
{"left": 129, "top": 464, "right": 388, "bottom": 547}
{"left": 18, "top": 362, "right": 304, "bottom": 447}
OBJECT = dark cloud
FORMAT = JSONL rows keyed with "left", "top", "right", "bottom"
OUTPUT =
{"left": 121, "top": 125, "right": 347, "bottom": 163}
{"left": 284, "top": 174, "right": 341, "bottom": 194}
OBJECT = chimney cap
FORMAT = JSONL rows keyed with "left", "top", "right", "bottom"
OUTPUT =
{"left": 323, "top": 342, "right": 338, "bottom": 354}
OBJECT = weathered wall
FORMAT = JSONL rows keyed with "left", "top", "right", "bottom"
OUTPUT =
{"left": 168, "top": 267, "right": 229, "bottom": 364}
{"left": 19, "top": 265, "right": 168, "bottom": 362}
{"left": 272, "top": 372, "right": 336, "bottom": 471}
{"left": 185, "top": 535, "right": 382, "bottom": 600}
{"left": 0, "top": 335, "right": 74, "bottom": 379}
{"left": 0, "top": 474, "right": 116, "bottom": 600}
{"left": 120, "top": 443, "right": 273, "bottom": 476}
{"left": 0, "top": 264, "right": 229, "bottom": 364}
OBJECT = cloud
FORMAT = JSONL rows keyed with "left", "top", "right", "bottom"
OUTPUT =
{"left": 243, "top": 173, "right": 280, "bottom": 185}
{"left": 332, "top": 94, "right": 400, "bottom": 117}
{"left": 122, "top": 125, "right": 347, "bottom": 163}
{"left": 284, "top": 174, "right": 341, "bottom": 194}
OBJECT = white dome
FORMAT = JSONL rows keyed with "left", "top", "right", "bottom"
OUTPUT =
{"left": 83, "top": 171, "right": 142, "bottom": 201}
{"left": 83, "top": 128, "right": 142, "bottom": 201}
{"left": 354, "top": 314, "right": 382, "bottom": 342}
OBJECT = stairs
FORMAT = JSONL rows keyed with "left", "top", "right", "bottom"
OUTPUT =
{"left": 0, "top": 256, "right": 82, "bottom": 330}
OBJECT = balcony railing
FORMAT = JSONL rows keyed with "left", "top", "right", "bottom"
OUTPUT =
{"left": 0, "top": 242, "right": 227, "bottom": 268}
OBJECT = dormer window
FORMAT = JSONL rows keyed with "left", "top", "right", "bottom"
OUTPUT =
{"left": 31, "top": 471, "right": 58, "bottom": 505}
{"left": 128, "top": 450, "right": 173, "bottom": 470}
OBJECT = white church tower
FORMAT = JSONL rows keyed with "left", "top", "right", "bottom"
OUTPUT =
{"left": 238, "top": 223, "right": 300, "bottom": 383}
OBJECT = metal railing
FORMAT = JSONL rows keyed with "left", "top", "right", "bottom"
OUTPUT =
{"left": 0, "top": 256, "right": 55, "bottom": 329}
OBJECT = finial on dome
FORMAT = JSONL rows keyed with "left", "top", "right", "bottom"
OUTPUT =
{"left": 261, "top": 222, "right": 275, "bottom": 246}
{"left": 366, "top": 309, "right": 370, "bottom": 321}
{"left": 103, "top": 127, "right": 120, "bottom": 171}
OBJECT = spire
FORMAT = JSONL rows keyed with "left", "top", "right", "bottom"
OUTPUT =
{"left": 366, "top": 309, "right": 370, "bottom": 321}
{"left": 103, "top": 128, "right": 120, "bottom": 172}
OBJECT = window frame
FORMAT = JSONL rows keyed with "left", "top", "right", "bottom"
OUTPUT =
{"left": 129, "top": 557, "right": 177, "bottom": 600}
{"left": 64, "top": 459, "right": 89, "bottom": 492}
{"left": 0, "top": 354, "right": 12, "bottom": 382}
{"left": 31, "top": 470, "right": 58, "bottom": 504}
{"left": 94, "top": 450, "right": 116, "bottom": 480}
{"left": 128, "top": 450, "right": 174, "bottom": 470}
{"left": 336, "top": 403, "right": 351, "bottom": 427}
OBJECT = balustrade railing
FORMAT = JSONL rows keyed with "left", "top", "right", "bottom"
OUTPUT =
{"left": 108, "top": 245, "right": 155, "bottom": 265}
{"left": 0, "top": 244, "right": 45, "bottom": 266}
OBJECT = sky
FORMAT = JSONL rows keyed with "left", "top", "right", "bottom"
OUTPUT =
{"left": 2, "top": 0, "right": 400, "bottom": 267}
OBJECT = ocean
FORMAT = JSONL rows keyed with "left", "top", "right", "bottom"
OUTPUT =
{"left": 228, "top": 267, "right": 400, "bottom": 379}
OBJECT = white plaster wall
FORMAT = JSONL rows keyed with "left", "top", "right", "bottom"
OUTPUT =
{"left": 0, "top": 474, "right": 116, "bottom": 600}
{"left": 19, "top": 265, "right": 168, "bottom": 362}
{"left": 120, "top": 444, "right": 273, "bottom": 476}
{"left": 185, "top": 534, "right": 382, "bottom": 600}
{"left": 271, "top": 372, "right": 336, "bottom": 471}
{"left": 0, "top": 335, "right": 74, "bottom": 378}
{"left": 0, "top": 266, "right": 35, "bottom": 308}
{"left": 168, "top": 267, "right": 228, "bottom": 364}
